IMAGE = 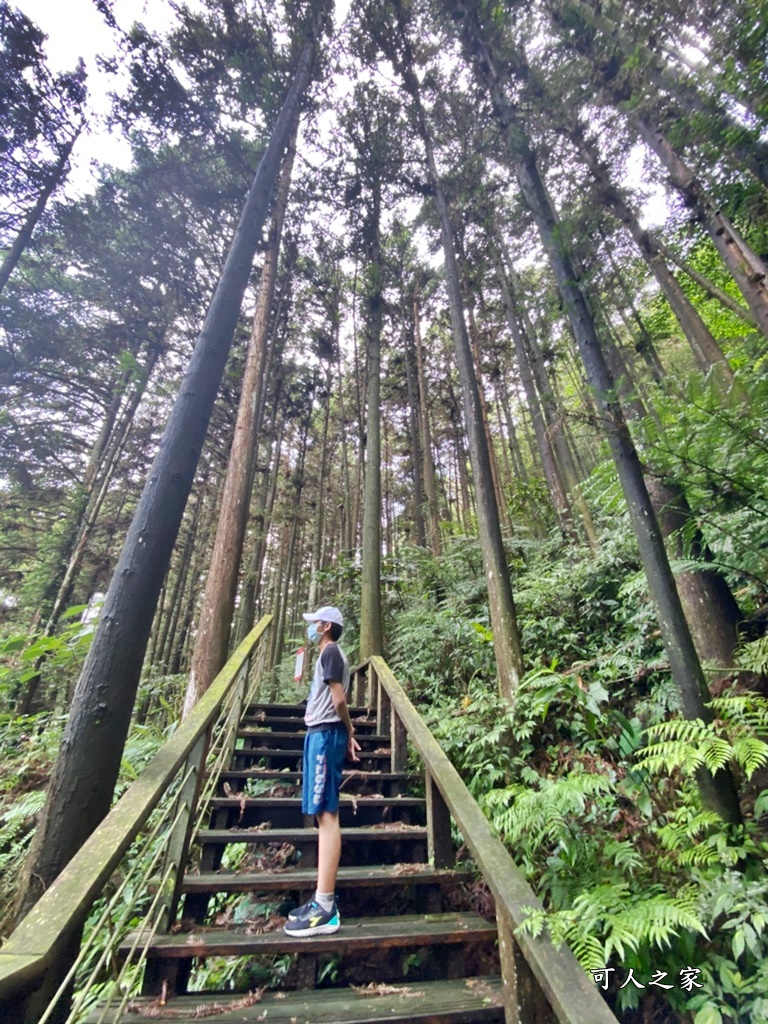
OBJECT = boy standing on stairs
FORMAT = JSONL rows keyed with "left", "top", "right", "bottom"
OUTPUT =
{"left": 284, "top": 605, "right": 361, "bottom": 937}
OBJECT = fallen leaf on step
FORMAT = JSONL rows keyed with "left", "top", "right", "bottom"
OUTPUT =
{"left": 351, "top": 983, "right": 425, "bottom": 998}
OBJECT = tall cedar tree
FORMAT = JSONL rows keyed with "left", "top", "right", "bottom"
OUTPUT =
{"left": 16, "top": 10, "right": 329, "bottom": 921}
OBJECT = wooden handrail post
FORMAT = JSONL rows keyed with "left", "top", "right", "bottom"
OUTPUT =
{"left": 391, "top": 708, "right": 408, "bottom": 773}
{"left": 352, "top": 665, "right": 366, "bottom": 707}
{"left": 156, "top": 731, "right": 209, "bottom": 934}
{"left": 226, "top": 655, "right": 251, "bottom": 762}
{"left": 425, "top": 769, "right": 453, "bottom": 868}
{"left": 366, "top": 661, "right": 375, "bottom": 709}
{"left": 375, "top": 664, "right": 392, "bottom": 740}
{"left": 497, "top": 906, "right": 547, "bottom": 1024}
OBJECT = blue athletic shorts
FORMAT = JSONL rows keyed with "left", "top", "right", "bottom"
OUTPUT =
{"left": 302, "top": 725, "right": 347, "bottom": 815}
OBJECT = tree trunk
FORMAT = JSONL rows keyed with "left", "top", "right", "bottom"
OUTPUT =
{"left": 336, "top": 346, "right": 355, "bottom": 555}
{"left": 499, "top": 391, "right": 529, "bottom": 485}
{"left": 571, "top": 124, "right": 739, "bottom": 389}
{"left": 414, "top": 293, "right": 441, "bottom": 556}
{"left": 270, "top": 422, "right": 309, "bottom": 673}
{"left": 235, "top": 410, "right": 284, "bottom": 642}
{"left": 633, "top": 118, "right": 768, "bottom": 340}
{"left": 307, "top": 367, "right": 333, "bottom": 609}
{"left": 496, "top": 255, "right": 576, "bottom": 540}
{"left": 454, "top": 2, "right": 741, "bottom": 821}
{"left": 402, "top": 321, "right": 427, "bottom": 548}
{"left": 464, "top": 287, "right": 511, "bottom": 536}
{"left": 184, "top": 125, "right": 298, "bottom": 716}
{"left": 15, "top": 29, "right": 322, "bottom": 922}
{"left": 386, "top": 11, "right": 524, "bottom": 699}
{"left": 646, "top": 477, "right": 742, "bottom": 675}
{"left": 359, "top": 190, "right": 384, "bottom": 659}
{"left": 0, "top": 128, "right": 81, "bottom": 297}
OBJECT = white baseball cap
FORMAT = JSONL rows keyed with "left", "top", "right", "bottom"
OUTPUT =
{"left": 302, "top": 605, "right": 344, "bottom": 627}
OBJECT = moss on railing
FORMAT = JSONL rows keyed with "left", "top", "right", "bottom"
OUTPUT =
{"left": 0, "top": 616, "right": 272, "bottom": 1009}
{"left": 370, "top": 655, "right": 619, "bottom": 1024}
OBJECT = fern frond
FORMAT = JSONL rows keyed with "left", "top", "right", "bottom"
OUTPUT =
{"left": 564, "top": 928, "right": 606, "bottom": 971}
{"left": 730, "top": 736, "right": 768, "bottom": 779}
{"left": 700, "top": 734, "right": 735, "bottom": 774}
{"left": 605, "top": 891, "right": 707, "bottom": 961}
{"left": 657, "top": 811, "right": 721, "bottom": 852}
{"left": 603, "top": 839, "right": 644, "bottom": 873}
{"left": 643, "top": 718, "right": 710, "bottom": 745}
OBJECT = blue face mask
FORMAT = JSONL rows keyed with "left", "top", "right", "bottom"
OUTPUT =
{"left": 307, "top": 623, "right": 321, "bottom": 643}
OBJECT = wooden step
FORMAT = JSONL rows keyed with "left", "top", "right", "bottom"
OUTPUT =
{"left": 241, "top": 714, "right": 379, "bottom": 732}
{"left": 206, "top": 795, "right": 424, "bottom": 829}
{"left": 214, "top": 769, "right": 419, "bottom": 789}
{"left": 247, "top": 703, "right": 372, "bottom": 717}
{"left": 237, "top": 730, "right": 391, "bottom": 747}
{"left": 121, "top": 912, "right": 497, "bottom": 959}
{"left": 196, "top": 826, "right": 427, "bottom": 847}
{"left": 178, "top": 863, "right": 466, "bottom": 894}
{"left": 233, "top": 747, "right": 392, "bottom": 761}
{"left": 194, "top": 826, "right": 428, "bottom": 867}
{"left": 108, "top": 975, "right": 504, "bottom": 1022}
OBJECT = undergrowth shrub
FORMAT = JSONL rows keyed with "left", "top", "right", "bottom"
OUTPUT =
{"left": 390, "top": 517, "right": 768, "bottom": 1023}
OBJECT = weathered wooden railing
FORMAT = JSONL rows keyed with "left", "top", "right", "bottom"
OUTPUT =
{"left": 0, "top": 615, "right": 273, "bottom": 1024}
{"left": 352, "top": 657, "right": 619, "bottom": 1024}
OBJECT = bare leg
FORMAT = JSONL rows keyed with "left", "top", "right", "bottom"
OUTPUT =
{"left": 316, "top": 810, "right": 341, "bottom": 893}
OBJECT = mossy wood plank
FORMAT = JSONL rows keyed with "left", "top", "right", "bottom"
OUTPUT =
{"left": 370, "top": 657, "right": 619, "bottom": 1024}
{"left": 207, "top": 796, "right": 423, "bottom": 809}
{"left": 179, "top": 864, "right": 465, "bottom": 892}
{"left": 0, "top": 618, "right": 272, "bottom": 1001}
{"left": 234, "top": 747, "right": 391, "bottom": 758}
{"left": 212, "top": 770, "right": 418, "bottom": 782}
{"left": 120, "top": 912, "right": 497, "bottom": 958}
{"left": 195, "top": 826, "right": 428, "bottom": 843}
{"left": 246, "top": 703, "right": 370, "bottom": 715}
{"left": 237, "top": 731, "right": 389, "bottom": 742}
{"left": 88, "top": 975, "right": 504, "bottom": 1023}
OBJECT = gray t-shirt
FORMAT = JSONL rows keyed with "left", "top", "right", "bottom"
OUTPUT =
{"left": 304, "top": 642, "right": 351, "bottom": 729}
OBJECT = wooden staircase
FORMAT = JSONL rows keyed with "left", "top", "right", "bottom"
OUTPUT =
{"left": 114, "top": 700, "right": 506, "bottom": 1022}
{"left": 0, "top": 629, "right": 617, "bottom": 1024}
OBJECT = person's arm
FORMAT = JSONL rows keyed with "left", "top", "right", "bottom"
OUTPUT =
{"left": 329, "top": 681, "right": 361, "bottom": 762}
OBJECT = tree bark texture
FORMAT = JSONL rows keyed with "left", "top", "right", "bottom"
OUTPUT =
{"left": 386, "top": 10, "right": 524, "bottom": 699}
{"left": 454, "top": 2, "right": 741, "bottom": 821}
{"left": 359, "top": 204, "right": 384, "bottom": 660}
{"left": 646, "top": 477, "right": 743, "bottom": 674}
{"left": 571, "top": 125, "right": 738, "bottom": 389}
{"left": 16, "top": 29, "right": 322, "bottom": 921}
{"left": 184, "top": 125, "right": 298, "bottom": 717}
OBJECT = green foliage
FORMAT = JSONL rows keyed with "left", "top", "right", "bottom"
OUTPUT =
{"left": 638, "top": 696, "right": 768, "bottom": 783}
{"left": 386, "top": 519, "right": 768, "bottom": 1020}
{"left": 637, "top": 368, "right": 768, "bottom": 610}
{"left": 0, "top": 603, "right": 97, "bottom": 702}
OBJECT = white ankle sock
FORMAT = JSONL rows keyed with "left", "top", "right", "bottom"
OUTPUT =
{"left": 315, "top": 890, "right": 334, "bottom": 912}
